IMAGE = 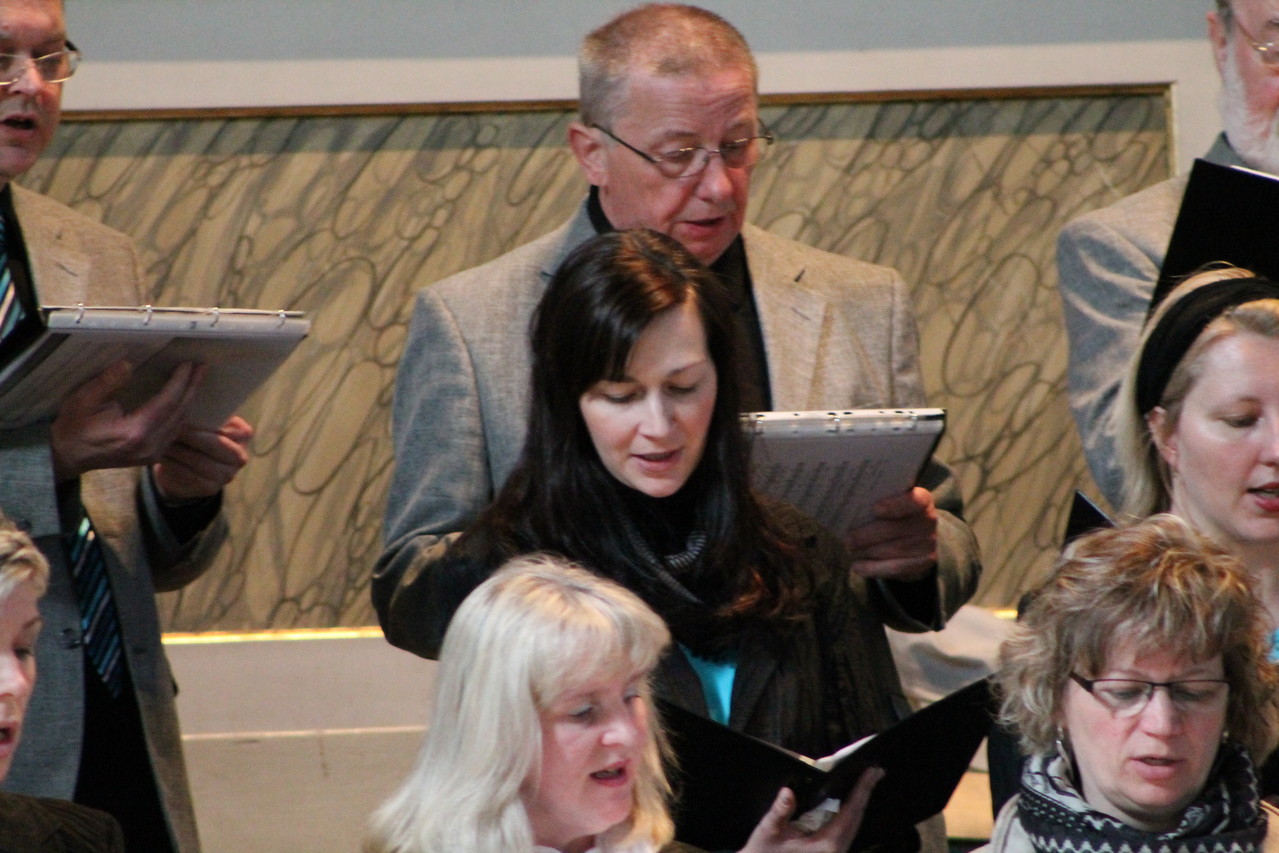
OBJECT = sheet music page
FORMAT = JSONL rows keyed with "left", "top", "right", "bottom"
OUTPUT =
{"left": 746, "top": 410, "right": 944, "bottom": 536}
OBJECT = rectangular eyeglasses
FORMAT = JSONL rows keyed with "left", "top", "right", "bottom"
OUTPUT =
{"left": 1069, "top": 673, "right": 1229, "bottom": 718}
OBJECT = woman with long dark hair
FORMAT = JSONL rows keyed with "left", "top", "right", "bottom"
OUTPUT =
{"left": 380, "top": 228, "right": 920, "bottom": 779}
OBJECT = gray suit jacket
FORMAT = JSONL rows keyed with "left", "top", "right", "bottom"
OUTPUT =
{"left": 375, "top": 202, "right": 979, "bottom": 649}
{"left": 0, "top": 185, "right": 220, "bottom": 853}
{"left": 1057, "top": 135, "right": 1242, "bottom": 507}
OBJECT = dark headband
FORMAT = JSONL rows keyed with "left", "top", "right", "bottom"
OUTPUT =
{"left": 1136, "top": 276, "right": 1279, "bottom": 415}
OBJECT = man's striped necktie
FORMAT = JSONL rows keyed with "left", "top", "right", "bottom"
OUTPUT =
{"left": 0, "top": 215, "right": 24, "bottom": 342}
{"left": 1, "top": 205, "right": 124, "bottom": 698}
{"left": 68, "top": 514, "right": 125, "bottom": 699}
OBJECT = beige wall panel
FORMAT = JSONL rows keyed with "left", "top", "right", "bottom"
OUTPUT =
{"left": 22, "top": 90, "right": 1168, "bottom": 628}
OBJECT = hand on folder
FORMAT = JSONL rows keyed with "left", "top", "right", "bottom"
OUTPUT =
{"left": 663, "top": 679, "right": 991, "bottom": 851}
{"left": 741, "top": 768, "right": 883, "bottom": 853}
{"left": 50, "top": 359, "right": 252, "bottom": 498}
{"left": 844, "top": 487, "right": 938, "bottom": 581}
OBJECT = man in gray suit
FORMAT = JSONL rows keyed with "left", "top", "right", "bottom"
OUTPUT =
{"left": 1059, "top": 0, "right": 1270, "bottom": 508}
{"left": 375, "top": 3, "right": 980, "bottom": 650}
{"left": 0, "top": 2, "right": 251, "bottom": 851}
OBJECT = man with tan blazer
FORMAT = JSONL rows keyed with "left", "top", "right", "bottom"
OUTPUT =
{"left": 0, "top": 2, "right": 251, "bottom": 851}
{"left": 375, "top": 4, "right": 979, "bottom": 649}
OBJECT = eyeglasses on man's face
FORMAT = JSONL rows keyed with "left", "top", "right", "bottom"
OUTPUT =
{"left": 592, "top": 123, "right": 775, "bottom": 180}
{"left": 1069, "top": 673, "right": 1230, "bottom": 718}
{"left": 0, "top": 41, "right": 80, "bottom": 87}
{"left": 1233, "top": 13, "right": 1279, "bottom": 66}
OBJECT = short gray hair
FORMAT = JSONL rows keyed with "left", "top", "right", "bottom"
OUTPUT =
{"left": 578, "top": 3, "right": 758, "bottom": 128}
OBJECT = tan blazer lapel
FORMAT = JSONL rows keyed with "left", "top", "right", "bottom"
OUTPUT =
{"left": 13, "top": 186, "right": 93, "bottom": 306}
{"left": 743, "top": 226, "right": 826, "bottom": 411}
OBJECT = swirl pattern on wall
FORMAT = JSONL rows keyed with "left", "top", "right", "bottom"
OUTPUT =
{"left": 21, "top": 92, "right": 1168, "bottom": 629}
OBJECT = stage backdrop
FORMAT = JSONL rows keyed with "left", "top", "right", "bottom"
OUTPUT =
{"left": 26, "top": 87, "right": 1170, "bottom": 629}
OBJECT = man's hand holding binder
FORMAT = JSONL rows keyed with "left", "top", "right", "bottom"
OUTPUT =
{"left": 49, "top": 358, "right": 251, "bottom": 500}
{"left": 744, "top": 408, "right": 947, "bottom": 588}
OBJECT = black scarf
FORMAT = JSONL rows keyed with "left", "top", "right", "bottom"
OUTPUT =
{"left": 1017, "top": 741, "right": 1267, "bottom": 853}
{"left": 614, "top": 487, "right": 737, "bottom": 659}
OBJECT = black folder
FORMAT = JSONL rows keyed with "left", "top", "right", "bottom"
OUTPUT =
{"left": 1154, "top": 158, "right": 1279, "bottom": 310}
{"left": 1062, "top": 490, "right": 1114, "bottom": 546}
{"left": 1015, "top": 490, "right": 1116, "bottom": 620}
{"left": 660, "top": 677, "right": 996, "bottom": 851}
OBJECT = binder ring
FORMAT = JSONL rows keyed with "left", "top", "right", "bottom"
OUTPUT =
{"left": 142, "top": 305, "right": 154, "bottom": 326}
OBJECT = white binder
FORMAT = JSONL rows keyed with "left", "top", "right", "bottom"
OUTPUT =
{"left": 743, "top": 408, "right": 945, "bottom": 536}
{"left": 0, "top": 305, "right": 310, "bottom": 430}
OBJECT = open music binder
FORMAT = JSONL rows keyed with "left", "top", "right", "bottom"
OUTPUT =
{"left": 1154, "top": 158, "right": 1279, "bottom": 310}
{"left": 743, "top": 408, "right": 945, "bottom": 536}
{"left": 0, "top": 305, "right": 310, "bottom": 430}
{"left": 660, "top": 677, "right": 995, "bottom": 852}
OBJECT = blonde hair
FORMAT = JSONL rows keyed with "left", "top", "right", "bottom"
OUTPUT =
{"left": 1116, "top": 265, "right": 1279, "bottom": 517}
{"left": 0, "top": 514, "right": 48, "bottom": 599}
{"left": 578, "top": 3, "right": 758, "bottom": 128}
{"left": 998, "top": 514, "right": 1279, "bottom": 762}
{"left": 364, "top": 555, "right": 673, "bottom": 853}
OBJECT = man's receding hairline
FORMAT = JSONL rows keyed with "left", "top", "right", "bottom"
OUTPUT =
{"left": 577, "top": 4, "right": 758, "bottom": 128}
{"left": 0, "top": 0, "right": 68, "bottom": 38}
{"left": 0, "top": 0, "right": 66, "bottom": 14}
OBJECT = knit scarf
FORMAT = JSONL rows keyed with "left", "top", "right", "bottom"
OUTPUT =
{"left": 1018, "top": 741, "right": 1267, "bottom": 853}
{"left": 616, "top": 506, "right": 726, "bottom": 655}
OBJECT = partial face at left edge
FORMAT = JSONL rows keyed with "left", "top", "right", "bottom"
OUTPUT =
{"left": 0, "top": 0, "right": 65, "bottom": 186}
{"left": 0, "top": 582, "right": 41, "bottom": 782}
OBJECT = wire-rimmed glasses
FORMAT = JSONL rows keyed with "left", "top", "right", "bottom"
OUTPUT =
{"left": 0, "top": 40, "right": 80, "bottom": 86}
{"left": 1234, "top": 14, "right": 1279, "bottom": 66}
{"left": 592, "top": 122, "right": 774, "bottom": 179}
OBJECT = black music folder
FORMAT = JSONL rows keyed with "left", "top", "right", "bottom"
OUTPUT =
{"left": 1155, "top": 158, "right": 1279, "bottom": 309}
{"left": 660, "top": 677, "right": 995, "bottom": 852}
{"left": 1062, "top": 490, "right": 1114, "bottom": 546}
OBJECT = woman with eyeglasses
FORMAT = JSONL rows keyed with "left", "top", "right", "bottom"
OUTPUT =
{"left": 985, "top": 514, "right": 1279, "bottom": 853}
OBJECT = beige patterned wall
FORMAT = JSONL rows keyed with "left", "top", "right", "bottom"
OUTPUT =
{"left": 23, "top": 90, "right": 1169, "bottom": 629}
